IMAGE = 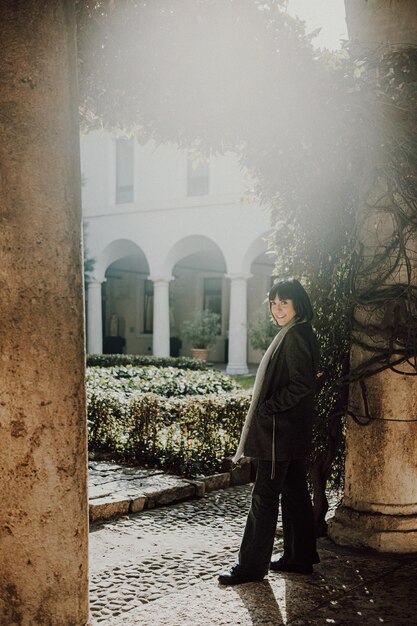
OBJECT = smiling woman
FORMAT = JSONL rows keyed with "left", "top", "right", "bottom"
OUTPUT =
{"left": 269, "top": 278, "right": 315, "bottom": 327}
{"left": 270, "top": 296, "right": 297, "bottom": 327}
{"left": 219, "top": 278, "right": 321, "bottom": 584}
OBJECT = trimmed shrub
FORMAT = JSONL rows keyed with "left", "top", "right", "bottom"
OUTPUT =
{"left": 88, "top": 389, "right": 250, "bottom": 477}
{"left": 87, "top": 353, "right": 209, "bottom": 370}
{"left": 86, "top": 365, "right": 238, "bottom": 398}
{"left": 88, "top": 390, "right": 130, "bottom": 453}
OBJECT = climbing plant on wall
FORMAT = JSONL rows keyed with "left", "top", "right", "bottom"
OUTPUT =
{"left": 260, "top": 43, "right": 417, "bottom": 531}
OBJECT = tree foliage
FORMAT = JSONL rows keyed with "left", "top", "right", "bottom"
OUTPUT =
{"left": 76, "top": 1, "right": 315, "bottom": 148}
{"left": 76, "top": 2, "right": 417, "bottom": 532}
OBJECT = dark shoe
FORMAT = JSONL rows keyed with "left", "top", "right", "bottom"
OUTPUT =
{"left": 218, "top": 565, "right": 265, "bottom": 586}
{"left": 270, "top": 559, "right": 313, "bottom": 575}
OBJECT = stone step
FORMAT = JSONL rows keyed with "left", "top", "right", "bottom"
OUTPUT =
{"left": 89, "top": 458, "right": 253, "bottom": 523}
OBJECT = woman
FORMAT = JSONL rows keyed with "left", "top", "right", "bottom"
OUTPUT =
{"left": 218, "top": 278, "right": 320, "bottom": 585}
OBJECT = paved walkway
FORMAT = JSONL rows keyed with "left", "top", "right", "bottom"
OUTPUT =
{"left": 89, "top": 482, "right": 416, "bottom": 625}
{"left": 88, "top": 460, "right": 251, "bottom": 523}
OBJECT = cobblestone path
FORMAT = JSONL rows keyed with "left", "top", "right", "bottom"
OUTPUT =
{"left": 89, "top": 486, "right": 416, "bottom": 626}
{"left": 89, "top": 484, "right": 259, "bottom": 622}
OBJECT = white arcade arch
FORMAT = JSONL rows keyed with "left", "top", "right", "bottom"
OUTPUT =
{"left": 86, "top": 239, "right": 150, "bottom": 354}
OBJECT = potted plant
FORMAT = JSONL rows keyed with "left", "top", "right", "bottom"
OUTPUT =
{"left": 248, "top": 311, "right": 278, "bottom": 352}
{"left": 181, "top": 309, "right": 221, "bottom": 361}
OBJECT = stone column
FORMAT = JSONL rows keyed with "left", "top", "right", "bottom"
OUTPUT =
{"left": 345, "top": 0, "right": 417, "bottom": 44}
{"left": 87, "top": 277, "right": 104, "bottom": 354}
{"left": 328, "top": 366, "right": 417, "bottom": 552}
{"left": 226, "top": 274, "right": 251, "bottom": 375}
{"left": 151, "top": 276, "right": 173, "bottom": 357}
{"left": 0, "top": 2, "right": 89, "bottom": 625}
{"left": 328, "top": 0, "right": 417, "bottom": 553}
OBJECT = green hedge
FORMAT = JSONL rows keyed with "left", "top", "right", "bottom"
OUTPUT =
{"left": 86, "top": 365, "right": 238, "bottom": 398}
{"left": 88, "top": 390, "right": 250, "bottom": 476}
{"left": 87, "top": 353, "right": 209, "bottom": 370}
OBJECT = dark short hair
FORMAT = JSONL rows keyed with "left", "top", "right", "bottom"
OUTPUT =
{"left": 268, "top": 278, "right": 314, "bottom": 322}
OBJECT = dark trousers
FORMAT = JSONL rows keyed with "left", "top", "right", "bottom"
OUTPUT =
{"left": 238, "top": 458, "right": 319, "bottom": 577}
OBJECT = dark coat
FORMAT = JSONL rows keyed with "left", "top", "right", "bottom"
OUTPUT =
{"left": 244, "top": 323, "right": 320, "bottom": 461}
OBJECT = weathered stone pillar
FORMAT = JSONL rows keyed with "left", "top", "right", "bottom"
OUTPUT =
{"left": 151, "top": 276, "right": 173, "bottom": 357}
{"left": 328, "top": 350, "right": 417, "bottom": 552}
{"left": 345, "top": 0, "right": 417, "bottom": 45}
{"left": 226, "top": 274, "right": 251, "bottom": 375}
{"left": 0, "top": 2, "right": 89, "bottom": 625}
{"left": 87, "top": 277, "right": 104, "bottom": 354}
{"left": 328, "top": 0, "right": 417, "bottom": 554}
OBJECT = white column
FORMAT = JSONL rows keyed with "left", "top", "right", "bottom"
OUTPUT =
{"left": 151, "top": 276, "right": 173, "bottom": 357}
{"left": 226, "top": 274, "right": 251, "bottom": 375}
{"left": 87, "top": 277, "right": 104, "bottom": 354}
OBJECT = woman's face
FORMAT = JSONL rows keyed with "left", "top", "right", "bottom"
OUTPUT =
{"left": 270, "top": 295, "right": 297, "bottom": 327}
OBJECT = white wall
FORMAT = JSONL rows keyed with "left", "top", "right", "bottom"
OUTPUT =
{"left": 81, "top": 132, "right": 254, "bottom": 217}
{"left": 81, "top": 130, "right": 275, "bottom": 363}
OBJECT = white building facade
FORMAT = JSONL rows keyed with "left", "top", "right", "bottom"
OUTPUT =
{"left": 81, "top": 131, "right": 275, "bottom": 373}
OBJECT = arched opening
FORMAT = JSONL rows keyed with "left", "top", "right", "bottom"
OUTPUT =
{"left": 167, "top": 236, "right": 228, "bottom": 361}
{"left": 102, "top": 247, "right": 150, "bottom": 354}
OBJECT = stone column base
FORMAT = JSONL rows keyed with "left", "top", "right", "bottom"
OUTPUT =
{"left": 226, "top": 363, "right": 249, "bottom": 375}
{"left": 328, "top": 505, "right": 417, "bottom": 553}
